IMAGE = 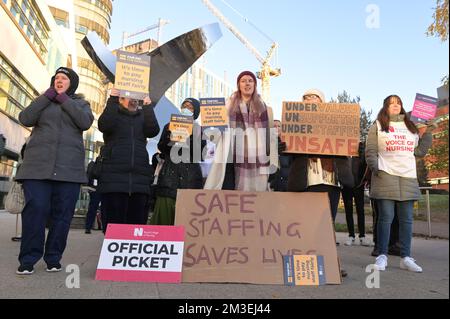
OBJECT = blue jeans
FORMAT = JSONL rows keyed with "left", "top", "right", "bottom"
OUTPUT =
{"left": 376, "top": 199, "right": 414, "bottom": 258}
{"left": 19, "top": 180, "right": 80, "bottom": 266}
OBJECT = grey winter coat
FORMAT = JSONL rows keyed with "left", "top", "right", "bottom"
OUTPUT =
{"left": 15, "top": 94, "right": 94, "bottom": 183}
{"left": 365, "top": 115, "right": 432, "bottom": 201}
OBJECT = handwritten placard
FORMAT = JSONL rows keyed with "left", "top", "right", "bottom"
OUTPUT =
{"left": 175, "top": 190, "right": 341, "bottom": 285}
{"left": 281, "top": 102, "right": 360, "bottom": 156}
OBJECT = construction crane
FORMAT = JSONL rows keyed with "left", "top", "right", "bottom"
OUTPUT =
{"left": 201, "top": 0, "right": 281, "bottom": 103}
{"left": 121, "top": 18, "right": 170, "bottom": 50}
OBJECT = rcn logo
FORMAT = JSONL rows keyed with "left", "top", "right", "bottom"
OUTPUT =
{"left": 134, "top": 228, "right": 144, "bottom": 237}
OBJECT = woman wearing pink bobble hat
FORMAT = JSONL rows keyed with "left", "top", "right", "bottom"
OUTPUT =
{"left": 204, "top": 71, "right": 279, "bottom": 191}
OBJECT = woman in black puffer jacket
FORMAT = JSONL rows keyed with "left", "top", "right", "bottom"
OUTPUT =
{"left": 97, "top": 88, "right": 159, "bottom": 231}
{"left": 150, "top": 98, "right": 205, "bottom": 225}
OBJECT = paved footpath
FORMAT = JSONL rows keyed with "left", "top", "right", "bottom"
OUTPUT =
{"left": 0, "top": 212, "right": 448, "bottom": 299}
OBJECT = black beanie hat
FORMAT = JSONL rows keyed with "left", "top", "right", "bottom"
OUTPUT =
{"left": 50, "top": 67, "right": 79, "bottom": 96}
{"left": 182, "top": 98, "right": 201, "bottom": 120}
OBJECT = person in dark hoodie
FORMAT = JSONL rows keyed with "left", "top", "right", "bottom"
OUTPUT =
{"left": 15, "top": 67, "right": 94, "bottom": 275}
{"left": 97, "top": 88, "right": 159, "bottom": 232}
{"left": 150, "top": 98, "right": 206, "bottom": 225}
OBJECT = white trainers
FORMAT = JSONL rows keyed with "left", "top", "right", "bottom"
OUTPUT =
{"left": 400, "top": 257, "right": 423, "bottom": 273}
{"left": 344, "top": 237, "right": 355, "bottom": 246}
{"left": 374, "top": 254, "right": 388, "bottom": 271}
{"left": 359, "top": 237, "right": 373, "bottom": 247}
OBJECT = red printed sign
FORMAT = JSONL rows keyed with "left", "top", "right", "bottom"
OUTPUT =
{"left": 96, "top": 224, "right": 185, "bottom": 283}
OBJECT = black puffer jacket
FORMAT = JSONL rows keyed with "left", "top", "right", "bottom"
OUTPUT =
{"left": 97, "top": 96, "right": 160, "bottom": 195}
{"left": 155, "top": 123, "right": 205, "bottom": 199}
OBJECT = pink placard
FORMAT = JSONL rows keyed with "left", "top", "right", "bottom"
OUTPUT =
{"left": 95, "top": 224, "right": 185, "bottom": 283}
{"left": 411, "top": 93, "right": 438, "bottom": 124}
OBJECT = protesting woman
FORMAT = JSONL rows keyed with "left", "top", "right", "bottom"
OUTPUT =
{"left": 287, "top": 89, "right": 354, "bottom": 222}
{"left": 97, "top": 88, "right": 159, "bottom": 231}
{"left": 15, "top": 67, "right": 94, "bottom": 275}
{"left": 150, "top": 98, "right": 205, "bottom": 225}
{"left": 366, "top": 95, "right": 435, "bottom": 272}
{"left": 204, "top": 71, "right": 279, "bottom": 191}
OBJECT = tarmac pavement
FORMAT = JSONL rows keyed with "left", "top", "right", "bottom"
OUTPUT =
{"left": 0, "top": 211, "right": 448, "bottom": 299}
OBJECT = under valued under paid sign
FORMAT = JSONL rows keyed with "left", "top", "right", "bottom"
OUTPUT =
{"left": 281, "top": 102, "right": 360, "bottom": 156}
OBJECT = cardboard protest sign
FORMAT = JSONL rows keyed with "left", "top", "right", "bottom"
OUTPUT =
{"left": 410, "top": 93, "right": 438, "bottom": 125}
{"left": 281, "top": 102, "right": 360, "bottom": 156}
{"left": 115, "top": 50, "right": 151, "bottom": 100}
{"left": 199, "top": 98, "right": 228, "bottom": 131}
{"left": 283, "top": 255, "right": 326, "bottom": 286}
{"left": 169, "top": 114, "right": 194, "bottom": 143}
{"left": 175, "top": 190, "right": 341, "bottom": 285}
{"left": 96, "top": 224, "right": 184, "bottom": 283}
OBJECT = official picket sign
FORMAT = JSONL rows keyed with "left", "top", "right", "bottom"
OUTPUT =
{"left": 281, "top": 102, "right": 360, "bottom": 156}
{"left": 175, "top": 190, "right": 341, "bottom": 285}
{"left": 96, "top": 224, "right": 185, "bottom": 283}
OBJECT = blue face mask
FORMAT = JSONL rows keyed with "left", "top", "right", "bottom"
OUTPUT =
{"left": 181, "top": 108, "right": 193, "bottom": 117}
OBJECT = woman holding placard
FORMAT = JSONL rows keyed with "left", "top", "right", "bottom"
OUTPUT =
{"left": 97, "top": 88, "right": 159, "bottom": 232}
{"left": 287, "top": 89, "right": 353, "bottom": 223}
{"left": 366, "top": 95, "right": 436, "bottom": 272}
{"left": 150, "top": 98, "right": 205, "bottom": 225}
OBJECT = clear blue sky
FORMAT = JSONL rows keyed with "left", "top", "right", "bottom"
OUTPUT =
{"left": 108, "top": 0, "right": 449, "bottom": 120}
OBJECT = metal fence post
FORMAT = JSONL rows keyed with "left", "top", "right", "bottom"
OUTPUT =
{"left": 419, "top": 187, "right": 433, "bottom": 238}
{"left": 426, "top": 189, "right": 431, "bottom": 238}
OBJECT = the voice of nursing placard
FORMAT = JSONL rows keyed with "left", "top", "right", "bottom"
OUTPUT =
{"left": 96, "top": 224, "right": 185, "bottom": 283}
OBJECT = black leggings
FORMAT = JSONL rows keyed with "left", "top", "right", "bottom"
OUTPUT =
{"left": 307, "top": 184, "right": 341, "bottom": 222}
{"left": 101, "top": 193, "right": 149, "bottom": 232}
{"left": 342, "top": 186, "right": 366, "bottom": 237}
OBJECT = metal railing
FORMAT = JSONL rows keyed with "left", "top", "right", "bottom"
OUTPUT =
{"left": 419, "top": 187, "right": 433, "bottom": 238}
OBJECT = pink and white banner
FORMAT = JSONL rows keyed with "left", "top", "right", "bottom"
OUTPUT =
{"left": 96, "top": 224, "right": 185, "bottom": 283}
{"left": 411, "top": 93, "right": 438, "bottom": 124}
